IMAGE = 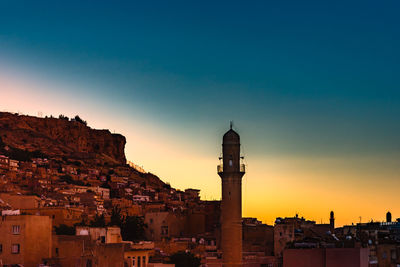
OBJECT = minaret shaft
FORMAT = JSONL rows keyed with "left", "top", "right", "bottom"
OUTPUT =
{"left": 218, "top": 128, "right": 245, "bottom": 267}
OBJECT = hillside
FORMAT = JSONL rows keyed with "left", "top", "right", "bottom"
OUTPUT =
{"left": 0, "top": 112, "right": 166, "bottom": 189}
{"left": 0, "top": 112, "right": 126, "bottom": 165}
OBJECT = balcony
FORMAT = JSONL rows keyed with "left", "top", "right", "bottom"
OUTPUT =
{"left": 217, "top": 164, "right": 245, "bottom": 173}
{"left": 217, "top": 164, "right": 223, "bottom": 173}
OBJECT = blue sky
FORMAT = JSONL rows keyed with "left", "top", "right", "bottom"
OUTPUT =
{"left": 1, "top": 0, "right": 400, "bottom": 225}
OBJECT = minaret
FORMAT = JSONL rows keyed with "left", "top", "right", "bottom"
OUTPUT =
{"left": 387, "top": 211, "right": 392, "bottom": 223}
{"left": 330, "top": 211, "right": 335, "bottom": 232}
{"left": 218, "top": 124, "right": 245, "bottom": 267}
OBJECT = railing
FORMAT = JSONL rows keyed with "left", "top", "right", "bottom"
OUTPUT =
{"left": 127, "top": 160, "right": 147, "bottom": 173}
{"left": 217, "top": 164, "right": 223, "bottom": 173}
{"left": 240, "top": 164, "right": 245, "bottom": 173}
{"left": 217, "top": 164, "right": 245, "bottom": 173}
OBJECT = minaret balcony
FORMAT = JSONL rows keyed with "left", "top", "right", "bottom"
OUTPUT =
{"left": 217, "top": 164, "right": 245, "bottom": 174}
{"left": 217, "top": 164, "right": 223, "bottom": 173}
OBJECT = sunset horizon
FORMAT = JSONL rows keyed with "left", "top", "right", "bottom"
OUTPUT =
{"left": 0, "top": 106, "right": 397, "bottom": 228}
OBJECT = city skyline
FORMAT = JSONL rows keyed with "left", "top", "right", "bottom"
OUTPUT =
{"left": 1, "top": 1, "right": 400, "bottom": 227}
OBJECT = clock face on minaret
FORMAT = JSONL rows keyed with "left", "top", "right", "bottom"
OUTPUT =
{"left": 218, "top": 127, "right": 245, "bottom": 267}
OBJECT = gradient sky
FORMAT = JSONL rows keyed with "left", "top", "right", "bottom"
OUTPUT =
{"left": 1, "top": 1, "right": 400, "bottom": 226}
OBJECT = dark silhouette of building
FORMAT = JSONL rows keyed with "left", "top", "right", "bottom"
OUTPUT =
{"left": 387, "top": 211, "right": 392, "bottom": 223}
{"left": 330, "top": 211, "right": 335, "bottom": 232}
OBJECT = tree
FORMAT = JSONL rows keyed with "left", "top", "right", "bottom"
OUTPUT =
{"left": 75, "top": 214, "right": 89, "bottom": 226}
{"left": 74, "top": 115, "right": 87, "bottom": 126}
{"left": 121, "top": 215, "right": 147, "bottom": 241}
{"left": 55, "top": 224, "right": 75, "bottom": 235}
{"left": 7, "top": 147, "right": 32, "bottom": 162}
{"left": 164, "top": 183, "right": 171, "bottom": 190}
{"left": 59, "top": 174, "right": 86, "bottom": 186}
{"left": 106, "top": 206, "right": 147, "bottom": 241}
{"left": 59, "top": 174, "right": 73, "bottom": 183}
{"left": 0, "top": 136, "right": 5, "bottom": 149}
{"left": 110, "top": 205, "right": 123, "bottom": 227}
{"left": 58, "top": 114, "right": 69, "bottom": 120}
{"left": 100, "top": 181, "right": 111, "bottom": 189}
{"left": 90, "top": 213, "right": 106, "bottom": 227}
{"left": 169, "top": 251, "right": 201, "bottom": 267}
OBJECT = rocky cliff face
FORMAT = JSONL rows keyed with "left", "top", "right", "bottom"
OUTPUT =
{"left": 0, "top": 112, "right": 126, "bottom": 165}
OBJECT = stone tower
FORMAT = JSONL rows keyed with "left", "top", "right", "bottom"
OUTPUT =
{"left": 330, "top": 211, "right": 335, "bottom": 232}
{"left": 387, "top": 211, "right": 392, "bottom": 223}
{"left": 218, "top": 126, "right": 245, "bottom": 267}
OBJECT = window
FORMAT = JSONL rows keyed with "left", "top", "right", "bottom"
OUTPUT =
{"left": 0, "top": 243, "right": 2, "bottom": 253}
{"left": 161, "top": 226, "right": 168, "bottom": 236}
{"left": 12, "top": 225, "right": 20, "bottom": 234}
{"left": 11, "top": 244, "right": 20, "bottom": 254}
{"left": 142, "top": 256, "right": 146, "bottom": 265}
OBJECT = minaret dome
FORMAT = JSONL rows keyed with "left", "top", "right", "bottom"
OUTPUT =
{"left": 223, "top": 129, "right": 240, "bottom": 145}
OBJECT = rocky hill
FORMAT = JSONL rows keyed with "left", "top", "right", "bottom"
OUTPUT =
{"left": 0, "top": 112, "right": 126, "bottom": 165}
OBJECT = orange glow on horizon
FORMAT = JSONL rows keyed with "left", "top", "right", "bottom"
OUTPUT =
{"left": 2, "top": 73, "right": 399, "bottom": 228}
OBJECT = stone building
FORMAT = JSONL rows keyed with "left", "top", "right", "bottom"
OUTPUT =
{"left": 0, "top": 214, "right": 52, "bottom": 267}
{"left": 274, "top": 213, "right": 334, "bottom": 258}
{"left": 76, "top": 226, "right": 123, "bottom": 243}
{"left": 50, "top": 229, "right": 154, "bottom": 267}
{"left": 124, "top": 242, "right": 155, "bottom": 267}
{"left": 283, "top": 248, "right": 369, "bottom": 267}
{"left": 22, "top": 206, "right": 84, "bottom": 227}
{"left": 144, "top": 211, "right": 185, "bottom": 241}
{"left": 242, "top": 218, "right": 274, "bottom": 256}
{"left": 0, "top": 193, "right": 41, "bottom": 210}
{"left": 50, "top": 235, "right": 127, "bottom": 267}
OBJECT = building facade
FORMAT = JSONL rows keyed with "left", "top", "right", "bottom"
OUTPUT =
{"left": 283, "top": 248, "right": 369, "bottom": 267}
{"left": 0, "top": 214, "right": 52, "bottom": 267}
